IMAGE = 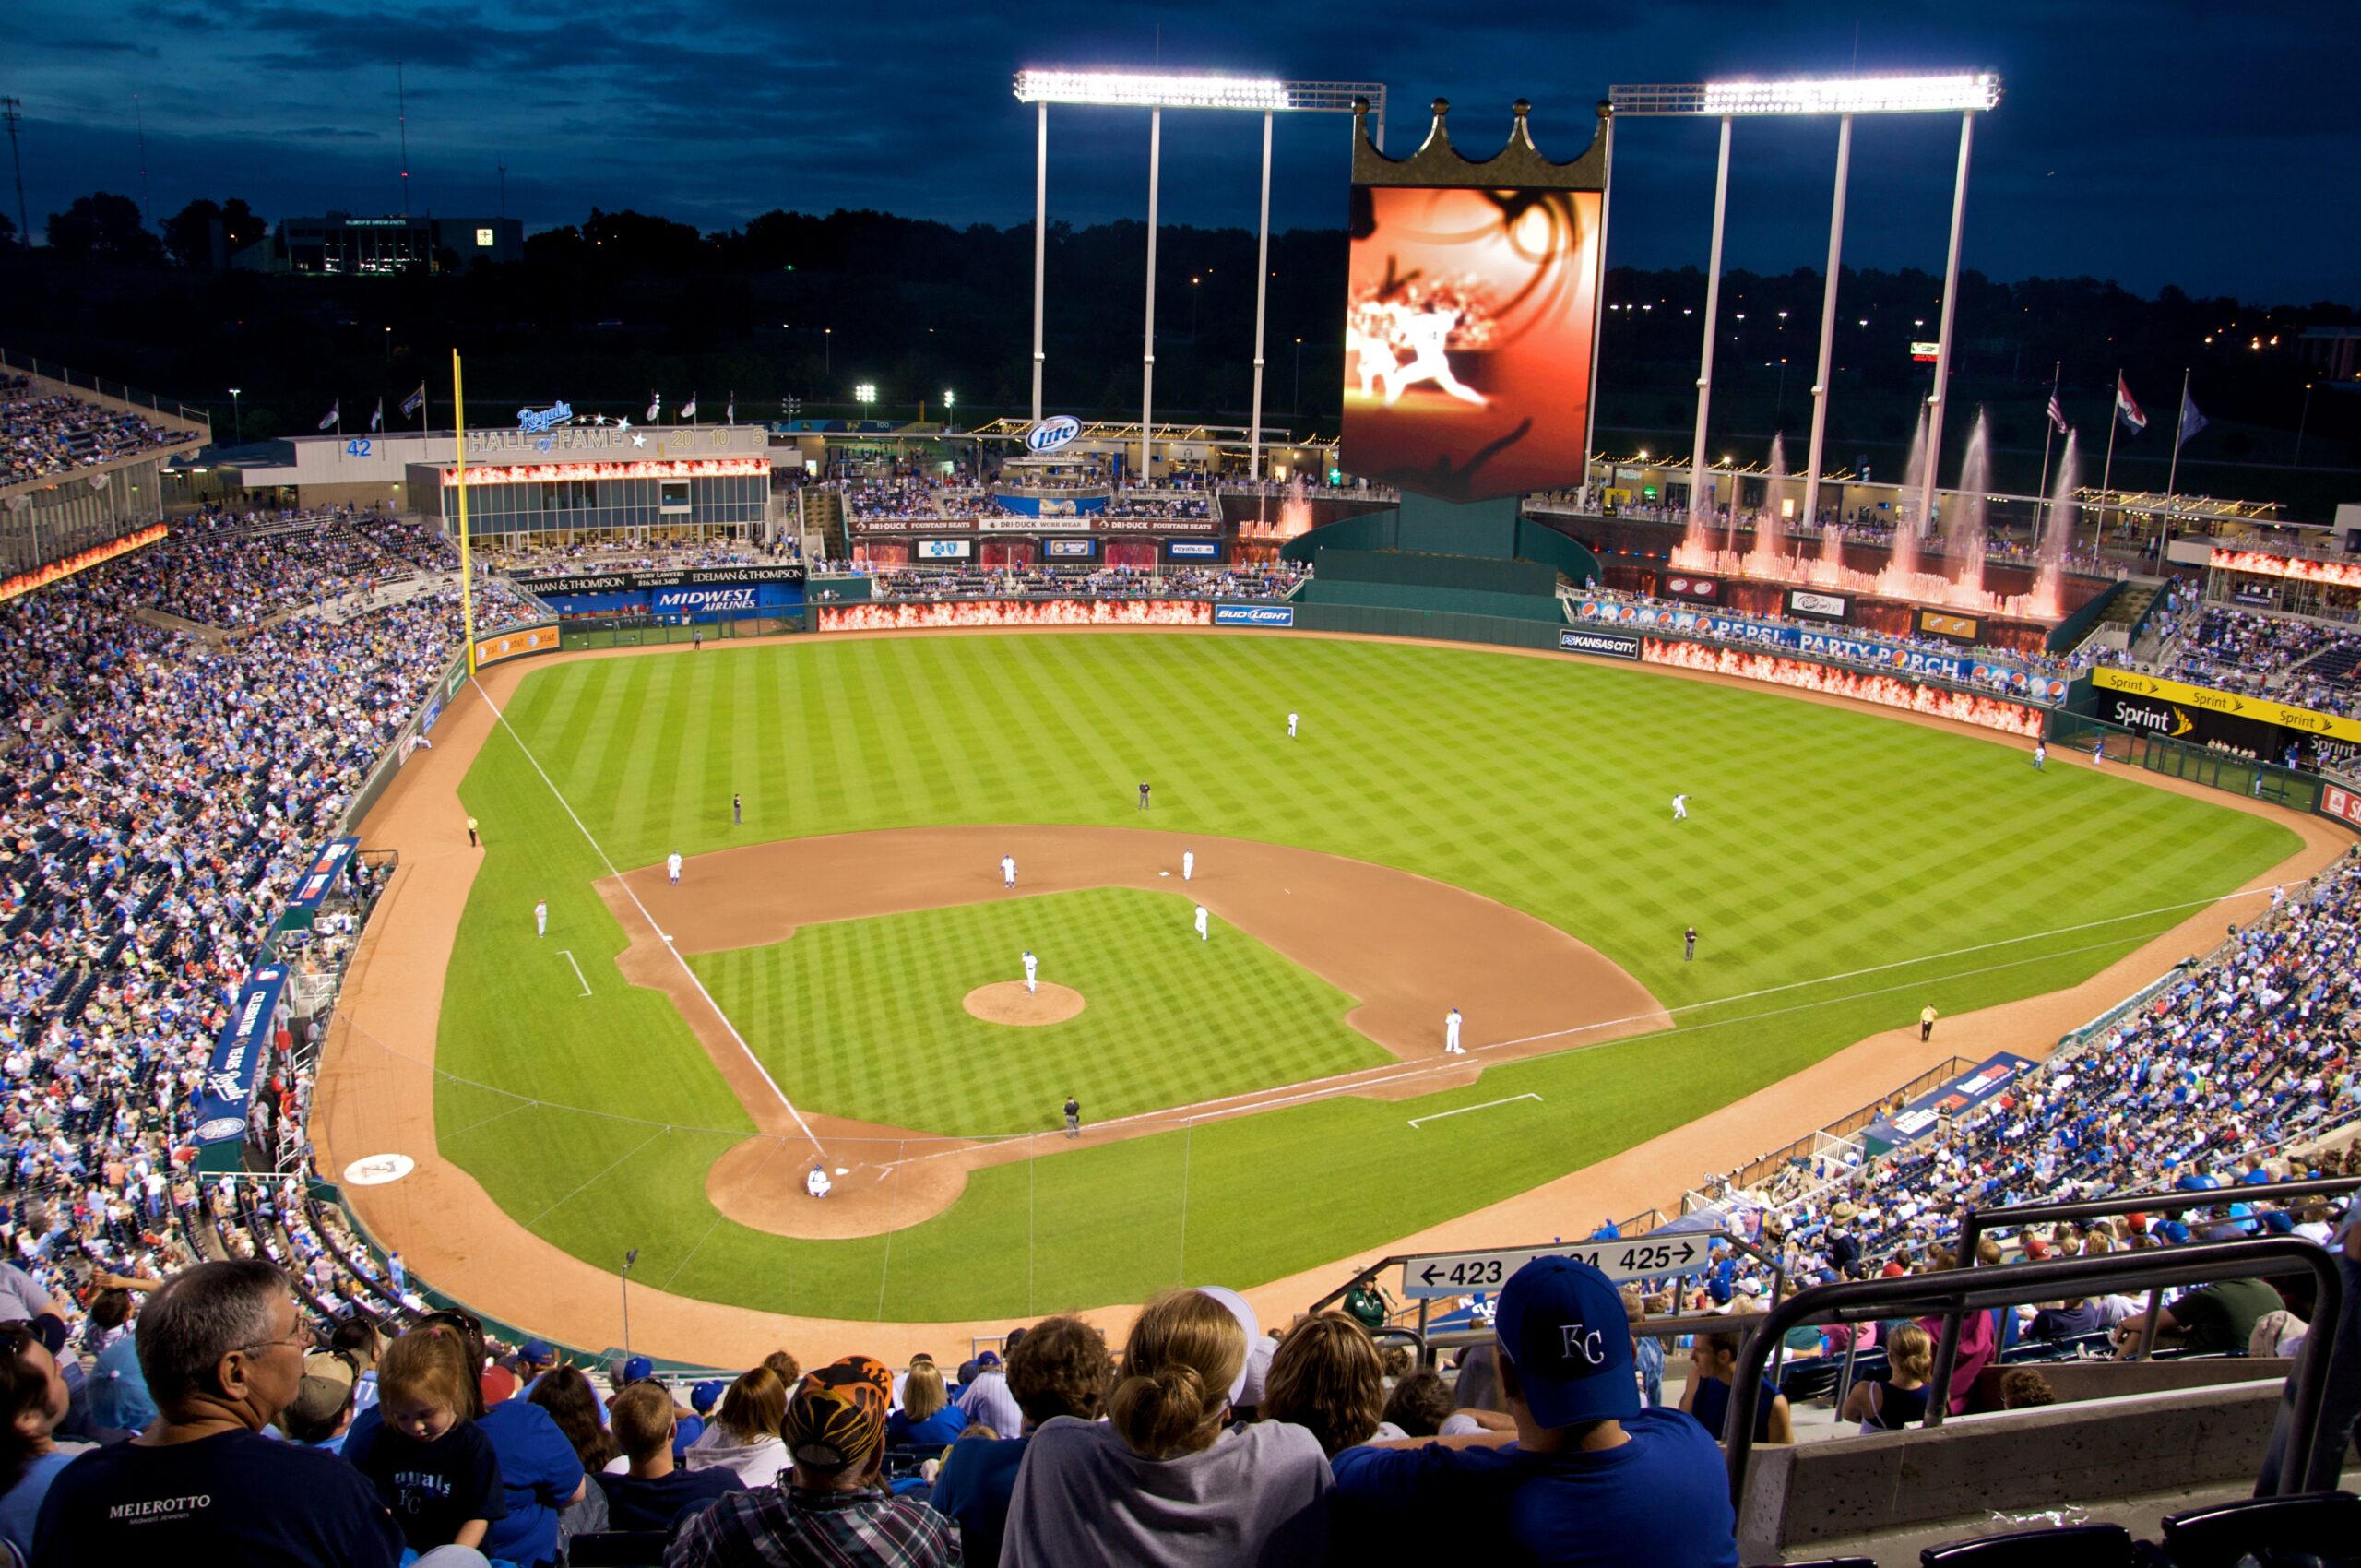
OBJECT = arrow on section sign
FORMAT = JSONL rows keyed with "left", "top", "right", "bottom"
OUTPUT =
{"left": 1398, "top": 1235, "right": 1723, "bottom": 1300}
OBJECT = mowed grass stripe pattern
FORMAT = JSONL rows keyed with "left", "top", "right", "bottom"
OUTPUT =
{"left": 691, "top": 887, "right": 1387, "bottom": 1136}
{"left": 426, "top": 634, "right": 2299, "bottom": 1320}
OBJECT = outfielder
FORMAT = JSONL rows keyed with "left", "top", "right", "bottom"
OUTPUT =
{"left": 667, "top": 851, "right": 684, "bottom": 885}
{"left": 1022, "top": 948, "right": 1038, "bottom": 994}
{"left": 1182, "top": 849, "right": 1195, "bottom": 883}
{"left": 1002, "top": 853, "right": 1018, "bottom": 890}
{"left": 1193, "top": 904, "right": 1210, "bottom": 942}
{"left": 1287, "top": 711, "right": 1299, "bottom": 739}
{"left": 2033, "top": 742, "right": 2047, "bottom": 771}
{"left": 534, "top": 899, "right": 547, "bottom": 938}
{"left": 1672, "top": 793, "right": 1690, "bottom": 821}
{"left": 1444, "top": 1006, "right": 1465, "bottom": 1055}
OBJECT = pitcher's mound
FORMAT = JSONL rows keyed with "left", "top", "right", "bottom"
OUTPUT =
{"left": 965, "top": 981, "right": 1085, "bottom": 1025}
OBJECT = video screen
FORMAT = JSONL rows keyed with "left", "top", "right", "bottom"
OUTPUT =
{"left": 1340, "top": 185, "right": 1601, "bottom": 503}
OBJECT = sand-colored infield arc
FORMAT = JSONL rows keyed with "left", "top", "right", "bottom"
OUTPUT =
{"left": 310, "top": 629, "right": 2351, "bottom": 1369}
{"left": 964, "top": 981, "right": 1086, "bottom": 1025}
{"left": 602, "top": 824, "right": 1669, "bottom": 1241}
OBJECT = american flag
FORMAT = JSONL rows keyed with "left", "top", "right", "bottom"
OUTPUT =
{"left": 2046, "top": 391, "right": 2068, "bottom": 434}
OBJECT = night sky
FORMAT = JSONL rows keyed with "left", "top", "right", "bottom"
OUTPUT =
{"left": 11, "top": 1, "right": 2355, "bottom": 303}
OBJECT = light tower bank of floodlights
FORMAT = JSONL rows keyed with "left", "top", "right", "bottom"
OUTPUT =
{"left": 1607, "top": 74, "right": 2001, "bottom": 536}
{"left": 1013, "top": 70, "right": 1385, "bottom": 480}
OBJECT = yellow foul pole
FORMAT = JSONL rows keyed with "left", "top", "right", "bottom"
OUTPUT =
{"left": 451, "top": 349, "right": 476, "bottom": 674}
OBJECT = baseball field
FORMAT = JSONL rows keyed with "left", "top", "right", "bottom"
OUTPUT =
{"left": 367, "top": 629, "right": 2296, "bottom": 1329}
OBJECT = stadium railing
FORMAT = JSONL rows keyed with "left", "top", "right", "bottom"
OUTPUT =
{"left": 1721, "top": 1056, "right": 1975, "bottom": 1199}
{"left": 0, "top": 344, "right": 213, "bottom": 434}
{"left": 1721, "top": 1237, "right": 2343, "bottom": 1505}
{"left": 1923, "top": 1174, "right": 2361, "bottom": 1423}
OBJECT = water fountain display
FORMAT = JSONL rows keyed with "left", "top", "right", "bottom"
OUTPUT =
{"left": 2032, "top": 434, "right": 2078, "bottom": 619}
{"left": 1667, "top": 403, "right": 2066, "bottom": 623}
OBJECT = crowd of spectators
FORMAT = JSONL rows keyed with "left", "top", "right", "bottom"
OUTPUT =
{"left": 840, "top": 477, "right": 1221, "bottom": 524}
{"left": 1, "top": 379, "right": 195, "bottom": 487}
{"left": 110, "top": 505, "right": 459, "bottom": 629}
{"left": 2163, "top": 605, "right": 2361, "bottom": 718}
{"left": 870, "top": 563, "right": 1308, "bottom": 603}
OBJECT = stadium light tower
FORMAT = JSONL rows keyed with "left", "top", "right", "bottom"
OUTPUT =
{"left": 1609, "top": 74, "right": 2001, "bottom": 536}
{"left": 1014, "top": 69, "right": 1385, "bottom": 480}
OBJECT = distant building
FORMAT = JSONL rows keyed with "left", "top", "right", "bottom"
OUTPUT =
{"left": 234, "top": 214, "right": 524, "bottom": 276}
{"left": 2299, "top": 326, "right": 2361, "bottom": 385}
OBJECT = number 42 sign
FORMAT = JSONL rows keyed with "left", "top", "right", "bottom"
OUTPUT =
{"left": 1398, "top": 1235, "right": 1722, "bottom": 1300}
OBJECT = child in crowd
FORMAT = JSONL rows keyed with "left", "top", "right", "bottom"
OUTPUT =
{"left": 342, "top": 1327, "right": 507, "bottom": 1554}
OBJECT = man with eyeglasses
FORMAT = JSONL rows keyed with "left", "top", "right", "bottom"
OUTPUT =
{"left": 30, "top": 1259, "right": 424, "bottom": 1567}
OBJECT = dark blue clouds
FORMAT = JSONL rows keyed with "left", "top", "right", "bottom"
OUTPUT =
{"left": 7, "top": 0, "right": 2354, "bottom": 301}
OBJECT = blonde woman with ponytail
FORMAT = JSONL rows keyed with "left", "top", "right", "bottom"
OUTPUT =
{"left": 1001, "top": 1289, "right": 1332, "bottom": 1566}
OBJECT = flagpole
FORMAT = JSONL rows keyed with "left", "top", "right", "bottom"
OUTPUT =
{"left": 2165, "top": 366, "right": 2190, "bottom": 500}
{"left": 2099, "top": 366, "right": 2122, "bottom": 548}
{"left": 2033, "top": 361, "right": 2059, "bottom": 550}
{"left": 452, "top": 349, "right": 477, "bottom": 676}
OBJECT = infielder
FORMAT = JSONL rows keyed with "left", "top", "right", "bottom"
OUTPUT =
{"left": 667, "top": 851, "right": 684, "bottom": 885}
{"left": 1672, "top": 793, "right": 1690, "bottom": 821}
{"left": 1193, "top": 904, "right": 1210, "bottom": 942}
{"left": 1287, "top": 711, "right": 1299, "bottom": 739}
{"left": 1063, "top": 1095, "right": 1081, "bottom": 1138}
{"left": 1001, "top": 853, "right": 1018, "bottom": 890}
{"left": 1023, "top": 949, "right": 1038, "bottom": 994}
{"left": 1683, "top": 924, "right": 1697, "bottom": 961}
{"left": 534, "top": 899, "right": 547, "bottom": 938}
{"left": 1182, "top": 849, "right": 1195, "bottom": 883}
{"left": 1444, "top": 1006, "right": 1465, "bottom": 1056}
{"left": 733, "top": 792, "right": 742, "bottom": 824}
{"left": 806, "top": 1165, "right": 831, "bottom": 1199}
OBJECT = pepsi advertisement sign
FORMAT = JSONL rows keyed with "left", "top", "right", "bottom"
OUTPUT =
{"left": 1025, "top": 415, "right": 1082, "bottom": 455}
{"left": 1214, "top": 603, "right": 1295, "bottom": 627}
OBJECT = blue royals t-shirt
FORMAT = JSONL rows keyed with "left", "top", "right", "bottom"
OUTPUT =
{"left": 1329, "top": 1407, "right": 1740, "bottom": 1568}
{"left": 342, "top": 1414, "right": 507, "bottom": 1553}
{"left": 348, "top": 1399, "right": 585, "bottom": 1568}
{"left": 31, "top": 1427, "right": 402, "bottom": 1568}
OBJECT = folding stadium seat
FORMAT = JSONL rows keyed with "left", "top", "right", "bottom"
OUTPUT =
{"left": 2153, "top": 1491, "right": 2361, "bottom": 1568}
{"left": 1920, "top": 1522, "right": 2138, "bottom": 1567}
{"left": 564, "top": 1532, "right": 671, "bottom": 1567}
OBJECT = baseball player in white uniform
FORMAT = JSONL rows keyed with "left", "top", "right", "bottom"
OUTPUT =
{"left": 2033, "top": 742, "right": 2047, "bottom": 770}
{"left": 1182, "top": 849, "right": 1195, "bottom": 882}
{"left": 1193, "top": 905, "right": 1210, "bottom": 942}
{"left": 806, "top": 1165, "right": 832, "bottom": 1199}
{"left": 1023, "top": 949, "right": 1038, "bottom": 994}
{"left": 534, "top": 899, "right": 547, "bottom": 938}
{"left": 1444, "top": 1006, "right": 1465, "bottom": 1055}
{"left": 667, "top": 851, "right": 684, "bottom": 885}
{"left": 1672, "top": 793, "right": 1689, "bottom": 822}
{"left": 1001, "top": 853, "right": 1017, "bottom": 890}
{"left": 1287, "top": 711, "right": 1299, "bottom": 739}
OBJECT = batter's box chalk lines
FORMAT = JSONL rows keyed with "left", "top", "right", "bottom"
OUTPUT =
{"left": 557, "top": 949, "right": 592, "bottom": 997}
{"left": 1408, "top": 1093, "right": 1543, "bottom": 1129}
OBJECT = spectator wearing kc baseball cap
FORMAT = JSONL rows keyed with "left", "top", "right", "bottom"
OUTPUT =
{"left": 1330, "top": 1255, "right": 1739, "bottom": 1567}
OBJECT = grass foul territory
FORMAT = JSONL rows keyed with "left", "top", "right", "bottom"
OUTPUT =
{"left": 433, "top": 632, "right": 2296, "bottom": 1320}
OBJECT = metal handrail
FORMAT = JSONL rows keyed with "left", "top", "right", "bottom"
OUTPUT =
{"left": 1925, "top": 1176, "right": 2361, "bottom": 1428}
{"left": 1722, "top": 1238, "right": 2343, "bottom": 1507}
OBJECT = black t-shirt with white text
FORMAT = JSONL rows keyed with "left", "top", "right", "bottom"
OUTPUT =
{"left": 342, "top": 1416, "right": 508, "bottom": 1551}
{"left": 30, "top": 1427, "right": 401, "bottom": 1568}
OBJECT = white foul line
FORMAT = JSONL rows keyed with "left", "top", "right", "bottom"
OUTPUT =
{"left": 1408, "top": 1093, "right": 1541, "bottom": 1129}
{"left": 557, "top": 949, "right": 592, "bottom": 997}
{"left": 472, "top": 676, "right": 823, "bottom": 1156}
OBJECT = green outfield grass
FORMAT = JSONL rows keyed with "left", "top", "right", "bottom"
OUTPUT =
{"left": 688, "top": 887, "right": 1386, "bottom": 1136}
{"left": 423, "top": 631, "right": 2300, "bottom": 1322}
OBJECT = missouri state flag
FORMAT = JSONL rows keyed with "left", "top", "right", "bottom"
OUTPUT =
{"left": 2115, "top": 375, "right": 2148, "bottom": 434}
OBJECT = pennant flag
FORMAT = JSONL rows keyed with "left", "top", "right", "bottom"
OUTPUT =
{"left": 2115, "top": 375, "right": 2147, "bottom": 434}
{"left": 317, "top": 400, "right": 340, "bottom": 432}
{"left": 681, "top": 392, "right": 698, "bottom": 421}
{"left": 2177, "top": 388, "right": 2207, "bottom": 448}
{"left": 400, "top": 383, "right": 426, "bottom": 418}
{"left": 369, "top": 398, "right": 384, "bottom": 433}
{"left": 2047, "top": 391, "right": 2068, "bottom": 434}
{"left": 646, "top": 393, "right": 661, "bottom": 422}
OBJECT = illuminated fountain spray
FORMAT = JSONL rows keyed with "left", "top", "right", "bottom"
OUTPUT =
{"left": 2033, "top": 433, "right": 2078, "bottom": 617}
{"left": 1750, "top": 433, "right": 1789, "bottom": 575}
{"left": 1889, "top": 404, "right": 1929, "bottom": 583}
{"left": 1944, "top": 410, "right": 1992, "bottom": 605}
{"left": 1277, "top": 474, "right": 1312, "bottom": 540}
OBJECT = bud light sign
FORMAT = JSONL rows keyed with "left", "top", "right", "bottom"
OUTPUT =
{"left": 1025, "top": 415, "right": 1082, "bottom": 455}
{"left": 1214, "top": 603, "right": 1295, "bottom": 627}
